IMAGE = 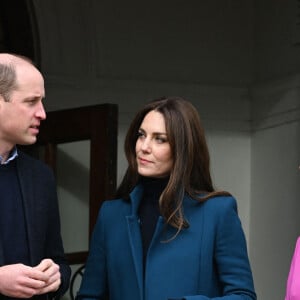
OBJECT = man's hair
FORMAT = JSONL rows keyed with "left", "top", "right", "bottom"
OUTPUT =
{"left": 0, "top": 62, "right": 17, "bottom": 102}
{"left": 0, "top": 54, "right": 35, "bottom": 102}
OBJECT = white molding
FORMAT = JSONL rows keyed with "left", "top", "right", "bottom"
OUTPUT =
{"left": 251, "top": 74, "right": 300, "bottom": 131}
{"left": 44, "top": 76, "right": 251, "bottom": 132}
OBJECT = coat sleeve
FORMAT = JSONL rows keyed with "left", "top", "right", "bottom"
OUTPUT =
{"left": 183, "top": 196, "right": 256, "bottom": 300}
{"left": 285, "top": 236, "right": 300, "bottom": 300}
{"left": 76, "top": 203, "right": 108, "bottom": 300}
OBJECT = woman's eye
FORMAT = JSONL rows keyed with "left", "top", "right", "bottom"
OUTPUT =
{"left": 137, "top": 131, "right": 145, "bottom": 139}
{"left": 155, "top": 136, "right": 167, "bottom": 143}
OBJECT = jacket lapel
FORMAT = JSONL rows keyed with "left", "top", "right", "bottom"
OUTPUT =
{"left": 126, "top": 215, "right": 144, "bottom": 297}
{"left": 16, "top": 153, "right": 36, "bottom": 265}
{"left": 125, "top": 185, "right": 144, "bottom": 298}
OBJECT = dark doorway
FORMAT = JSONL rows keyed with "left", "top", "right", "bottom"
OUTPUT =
{"left": 0, "top": 0, "right": 40, "bottom": 66}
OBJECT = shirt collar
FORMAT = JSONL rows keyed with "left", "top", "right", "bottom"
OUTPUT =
{"left": 0, "top": 147, "right": 18, "bottom": 165}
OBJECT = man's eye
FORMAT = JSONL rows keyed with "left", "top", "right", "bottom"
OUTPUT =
{"left": 26, "top": 100, "right": 37, "bottom": 105}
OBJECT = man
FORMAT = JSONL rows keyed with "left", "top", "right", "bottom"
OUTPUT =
{"left": 0, "top": 53, "right": 70, "bottom": 299}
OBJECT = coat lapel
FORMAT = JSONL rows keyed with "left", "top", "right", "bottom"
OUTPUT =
{"left": 125, "top": 185, "right": 144, "bottom": 298}
{"left": 126, "top": 215, "right": 144, "bottom": 298}
{"left": 16, "top": 153, "right": 36, "bottom": 265}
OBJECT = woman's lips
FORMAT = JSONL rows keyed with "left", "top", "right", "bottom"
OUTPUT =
{"left": 138, "top": 157, "right": 152, "bottom": 164}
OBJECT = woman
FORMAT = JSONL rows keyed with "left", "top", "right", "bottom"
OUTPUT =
{"left": 76, "top": 96, "right": 256, "bottom": 300}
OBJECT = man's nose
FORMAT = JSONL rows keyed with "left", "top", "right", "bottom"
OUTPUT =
{"left": 36, "top": 102, "right": 46, "bottom": 120}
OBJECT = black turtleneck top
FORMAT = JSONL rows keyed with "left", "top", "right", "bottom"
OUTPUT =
{"left": 138, "top": 176, "right": 169, "bottom": 265}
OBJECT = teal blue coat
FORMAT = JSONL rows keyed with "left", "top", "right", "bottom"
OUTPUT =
{"left": 77, "top": 184, "right": 256, "bottom": 300}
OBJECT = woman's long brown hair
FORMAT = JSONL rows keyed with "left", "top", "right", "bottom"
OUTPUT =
{"left": 115, "top": 96, "right": 230, "bottom": 233}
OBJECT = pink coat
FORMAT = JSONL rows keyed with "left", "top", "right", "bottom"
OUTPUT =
{"left": 286, "top": 237, "right": 300, "bottom": 300}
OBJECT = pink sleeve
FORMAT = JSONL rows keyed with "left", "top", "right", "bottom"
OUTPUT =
{"left": 286, "top": 237, "right": 300, "bottom": 300}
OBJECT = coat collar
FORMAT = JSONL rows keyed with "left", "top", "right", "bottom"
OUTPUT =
{"left": 126, "top": 183, "right": 169, "bottom": 297}
{"left": 128, "top": 184, "right": 144, "bottom": 216}
{"left": 126, "top": 185, "right": 144, "bottom": 296}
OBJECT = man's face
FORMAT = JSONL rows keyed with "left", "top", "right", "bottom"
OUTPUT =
{"left": 0, "top": 63, "right": 46, "bottom": 151}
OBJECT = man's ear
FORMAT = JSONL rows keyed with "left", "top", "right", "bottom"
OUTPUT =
{"left": 0, "top": 95, "right": 6, "bottom": 108}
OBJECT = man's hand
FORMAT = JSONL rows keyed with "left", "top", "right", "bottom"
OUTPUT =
{"left": 34, "top": 259, "right": 61, "bottom": 294}
{"left": 0, "top": 263, "right": 48, "bottom": 298}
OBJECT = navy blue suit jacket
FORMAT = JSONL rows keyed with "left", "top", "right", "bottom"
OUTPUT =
{"left": 0, "top": 151, "right": 71, "bottom": 299}
{"left": 77, "top": 184, "right": 256, "bottom": 300}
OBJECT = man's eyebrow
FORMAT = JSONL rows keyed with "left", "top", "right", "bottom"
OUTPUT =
{"left": 24, "top": 95, "right": 43, "bottom": 101}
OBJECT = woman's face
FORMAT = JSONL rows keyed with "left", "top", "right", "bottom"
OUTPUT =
{"left": 135, "top": 110, "right": 173, "bottom": 178}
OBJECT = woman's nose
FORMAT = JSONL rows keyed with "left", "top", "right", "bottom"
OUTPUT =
{"left": 141, "top": 138, "right": 151, "bottom": 152}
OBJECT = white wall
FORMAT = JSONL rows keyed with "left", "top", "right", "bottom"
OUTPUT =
{"left": 251, "top": 1, "right": 300, "bottom": 297}
{"left": 250, "top": 76, "right": 300, "bottom": 300}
